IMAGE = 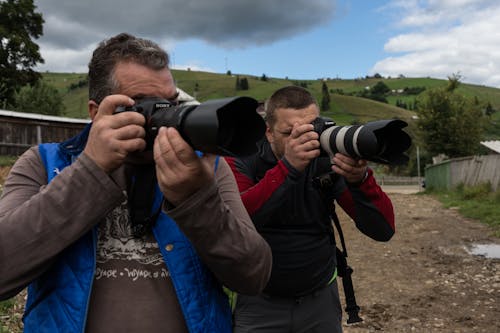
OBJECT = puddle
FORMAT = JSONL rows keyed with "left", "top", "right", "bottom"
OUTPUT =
{"left": 467, "top": 244, "right": 500, "bottom": 259}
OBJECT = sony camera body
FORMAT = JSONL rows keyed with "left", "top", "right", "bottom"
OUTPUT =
{"left": 116, "top": 96, "right": 266, "bottom": 157}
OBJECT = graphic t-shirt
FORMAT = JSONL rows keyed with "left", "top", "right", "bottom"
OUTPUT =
{"left": 85, "top": 198, "right": 188, "bottom": 333}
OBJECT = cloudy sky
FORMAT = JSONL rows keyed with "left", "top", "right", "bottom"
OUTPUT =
{"left": 33, "top": 0, "right": 500, "bottom": 88}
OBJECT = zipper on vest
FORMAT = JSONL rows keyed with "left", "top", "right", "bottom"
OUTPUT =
{"left": 81, "top": 227, "right": 98, "bottom": 333}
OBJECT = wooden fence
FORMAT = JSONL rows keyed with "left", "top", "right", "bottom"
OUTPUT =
{"left": 425, "top": 155, "right": 500, "bottom": 191}
{"left": 0, "top": 110, "right": 90, "bottom": 156}
{"left": 376, "top": 175, "right": 422, "bottom": 186}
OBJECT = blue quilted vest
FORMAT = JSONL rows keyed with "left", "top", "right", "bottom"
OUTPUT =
{"left": 22, "top": 124, "right": 232, "bottom": 333}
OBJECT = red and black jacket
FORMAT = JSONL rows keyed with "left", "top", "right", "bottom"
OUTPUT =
{"left": 226, "top": 140, "right": 394, "bottom": 297}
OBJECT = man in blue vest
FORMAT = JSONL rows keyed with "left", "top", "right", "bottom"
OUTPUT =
{"left": 0, "top": 33, "right": 272, "bottom": 332}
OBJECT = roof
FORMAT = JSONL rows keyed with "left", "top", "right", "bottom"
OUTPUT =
{"left": 481, "top": 140, "right": 500, "bottom": 154}
{"left": 0, "top": 109, "right": 90, "bottom": 124}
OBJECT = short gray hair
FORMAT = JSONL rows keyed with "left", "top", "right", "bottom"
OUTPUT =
{"left": 88, "top": 33, "right": 170, "bottom": 103}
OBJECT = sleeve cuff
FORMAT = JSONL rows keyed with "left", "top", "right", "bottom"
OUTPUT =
{"left": 347, "top": 168, "right": 370, "bottom": 187}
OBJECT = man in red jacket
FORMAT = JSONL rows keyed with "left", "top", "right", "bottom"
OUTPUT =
{"left": 226, "top": 86, "right": 395, "bottom": 333}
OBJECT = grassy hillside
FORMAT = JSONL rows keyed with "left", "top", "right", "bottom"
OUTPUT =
{"left": 42, "top": 72, "right": 90, "bottom": 118}
{"left": 41, "top": 71, "right": 500, "bottom": 135}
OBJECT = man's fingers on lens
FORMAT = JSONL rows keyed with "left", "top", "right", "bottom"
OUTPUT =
{"left": 98, "top": 95, "right": 135, "bottom": 116}
{"left": 114, "top": 124, "right": 146, "bottom": 141}
{"left": 296, "top": 131, "right": 319, "bottom": 145}
{"left": 304, "top": 149, "right": 320, "bottom": 160}
{"left": 165, "top": 127, "right": 195, "bottom": 163}
{"left": 333, "top": 153, "right": 356, "bottom": 166}
{"left": 332, "top": 154, "right": 353, "bottom": 171}
{"left": 110, "top": 110, "right": 146, "bottom": 129}
{"left": 295, "top": 146, "right": 320, "bottom": 161}
{"left": 303, "top": 139, "right": 320, "bottom": 151}
{"left": 121, "top": 138, "right": 147, "bottom": 153}
{"left": 291, "top": 123, "right": 314, "bottom": 138}
{"left": 154, "top": 127, "right": 175, "bottom": 159}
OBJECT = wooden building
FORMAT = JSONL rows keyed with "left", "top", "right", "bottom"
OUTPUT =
{"left": 0, "top": 110, "right": 90, "bottom": 156}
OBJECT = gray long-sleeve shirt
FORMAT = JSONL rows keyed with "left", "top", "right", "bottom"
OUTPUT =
{"left": 0, "top": 146, "right": 272, "bottom": 332}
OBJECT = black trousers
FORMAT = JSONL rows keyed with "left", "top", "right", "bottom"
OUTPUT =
{"left": 233, "top": 281, "right": 343, "bottom": 333}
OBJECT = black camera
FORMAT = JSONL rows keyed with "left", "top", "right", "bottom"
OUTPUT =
{"left": 312, "top": 117, "right": 412, "bottom": 165}
{"left": 116, "top": 96, "right": 266, "bottom": 157}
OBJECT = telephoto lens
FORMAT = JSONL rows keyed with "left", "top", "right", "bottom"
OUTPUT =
{"left": 312, "top": 117, "right": 412, "bottom": 165}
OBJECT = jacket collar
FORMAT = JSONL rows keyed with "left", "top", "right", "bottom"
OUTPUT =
{"left": 258, "top": 139, "right": 278, "bottom": 165}
{"left": 59, "top": 122, "right": 92, "bottom": 158}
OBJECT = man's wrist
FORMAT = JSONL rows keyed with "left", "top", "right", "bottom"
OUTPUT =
{"left": 347, "top": 169, "right": 369, "bottom": 186}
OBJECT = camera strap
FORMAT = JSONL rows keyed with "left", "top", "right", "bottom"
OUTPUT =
{"left": 128, "top": 164, "right": 161, "bottom": 238}
{"left": 330, "top": 212, "right": 363, "bottom": 324}
{"left": 314, "top": 172, "right": 363, "bottom": 324}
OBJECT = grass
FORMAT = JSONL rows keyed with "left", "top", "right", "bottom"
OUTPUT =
{"left": 425, "top": 183, "right": 500, "bottom": 237}
{"left": 0, "top": 296, "right": 23, "bottom": 333}
{"left": 0, "top": 156, "right": 17, "bottom": 167}
{"left": 0, "top": 300, "right": 13, "bottom": 332}
{"left": 0, "top": 157, "right": 15, "bottom": 187}
{"left": 0, "top": 157, "right": 20, "bottom": 331}
{"left": 36, "top": 71, "right": 500, "bottom": 151}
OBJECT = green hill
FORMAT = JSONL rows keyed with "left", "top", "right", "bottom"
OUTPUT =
{"left": 41, "top": 70, "right": 500, "bottom": 137}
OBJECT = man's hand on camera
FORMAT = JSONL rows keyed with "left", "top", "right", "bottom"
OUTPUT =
{"left": 331, "top": 153, "right": 368, "bottom": 185}
{"left": 84, "top": 95, "right": 146, "bottom": 173}
{"left": 154, "top": 127, "right": 215, "bottom": 206}
{"left": 284, "top": 123, "right": 321, "bottom": 172}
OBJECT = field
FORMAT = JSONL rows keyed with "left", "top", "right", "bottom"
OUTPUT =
{"left": 39, "top": 71, "right": 500, "bottom": 131}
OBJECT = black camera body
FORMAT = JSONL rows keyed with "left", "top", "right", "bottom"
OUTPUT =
{"left": 311, "top": 117, "right": 412, "bottom": 165}
{"left": 116, "top": 96, "right": 266, "bottom": 157}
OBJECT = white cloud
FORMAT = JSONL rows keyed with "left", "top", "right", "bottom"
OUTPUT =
{"left": 372, "top": 0, "right": 500, "bottom": 87}
{"left": 36, "top": 44, "right": 95, "bottom": 73}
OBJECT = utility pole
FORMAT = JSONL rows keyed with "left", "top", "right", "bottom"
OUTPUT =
{"left": 417, "top": 145, "right": 421, "bottom": 190}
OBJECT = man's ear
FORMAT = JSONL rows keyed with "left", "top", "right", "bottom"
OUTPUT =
{"left": 265, "top": 126, "right": 274, "bottom": 143}
{"left": 88, "top": 100, "right": 99, "bottom": 120}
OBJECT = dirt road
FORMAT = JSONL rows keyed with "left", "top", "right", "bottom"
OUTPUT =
{"left": 2, "top": 189, "right": 499, "bottom": 332}
{"left": 338, "top": 192, "right": 500, "bottom": 333}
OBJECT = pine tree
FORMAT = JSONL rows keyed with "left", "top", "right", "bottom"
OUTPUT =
{"left": 320, "top": 81, "right": 330, "bottom": 111}
{"left": 235, "top": 76, "right": 241, "bottom": 90}
{"left": 240, "top": 77, "right": 249, "bottom": 90}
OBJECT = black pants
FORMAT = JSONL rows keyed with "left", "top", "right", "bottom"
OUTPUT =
{"left": 233, "top": 281, "right": 343, "bottom": 333}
